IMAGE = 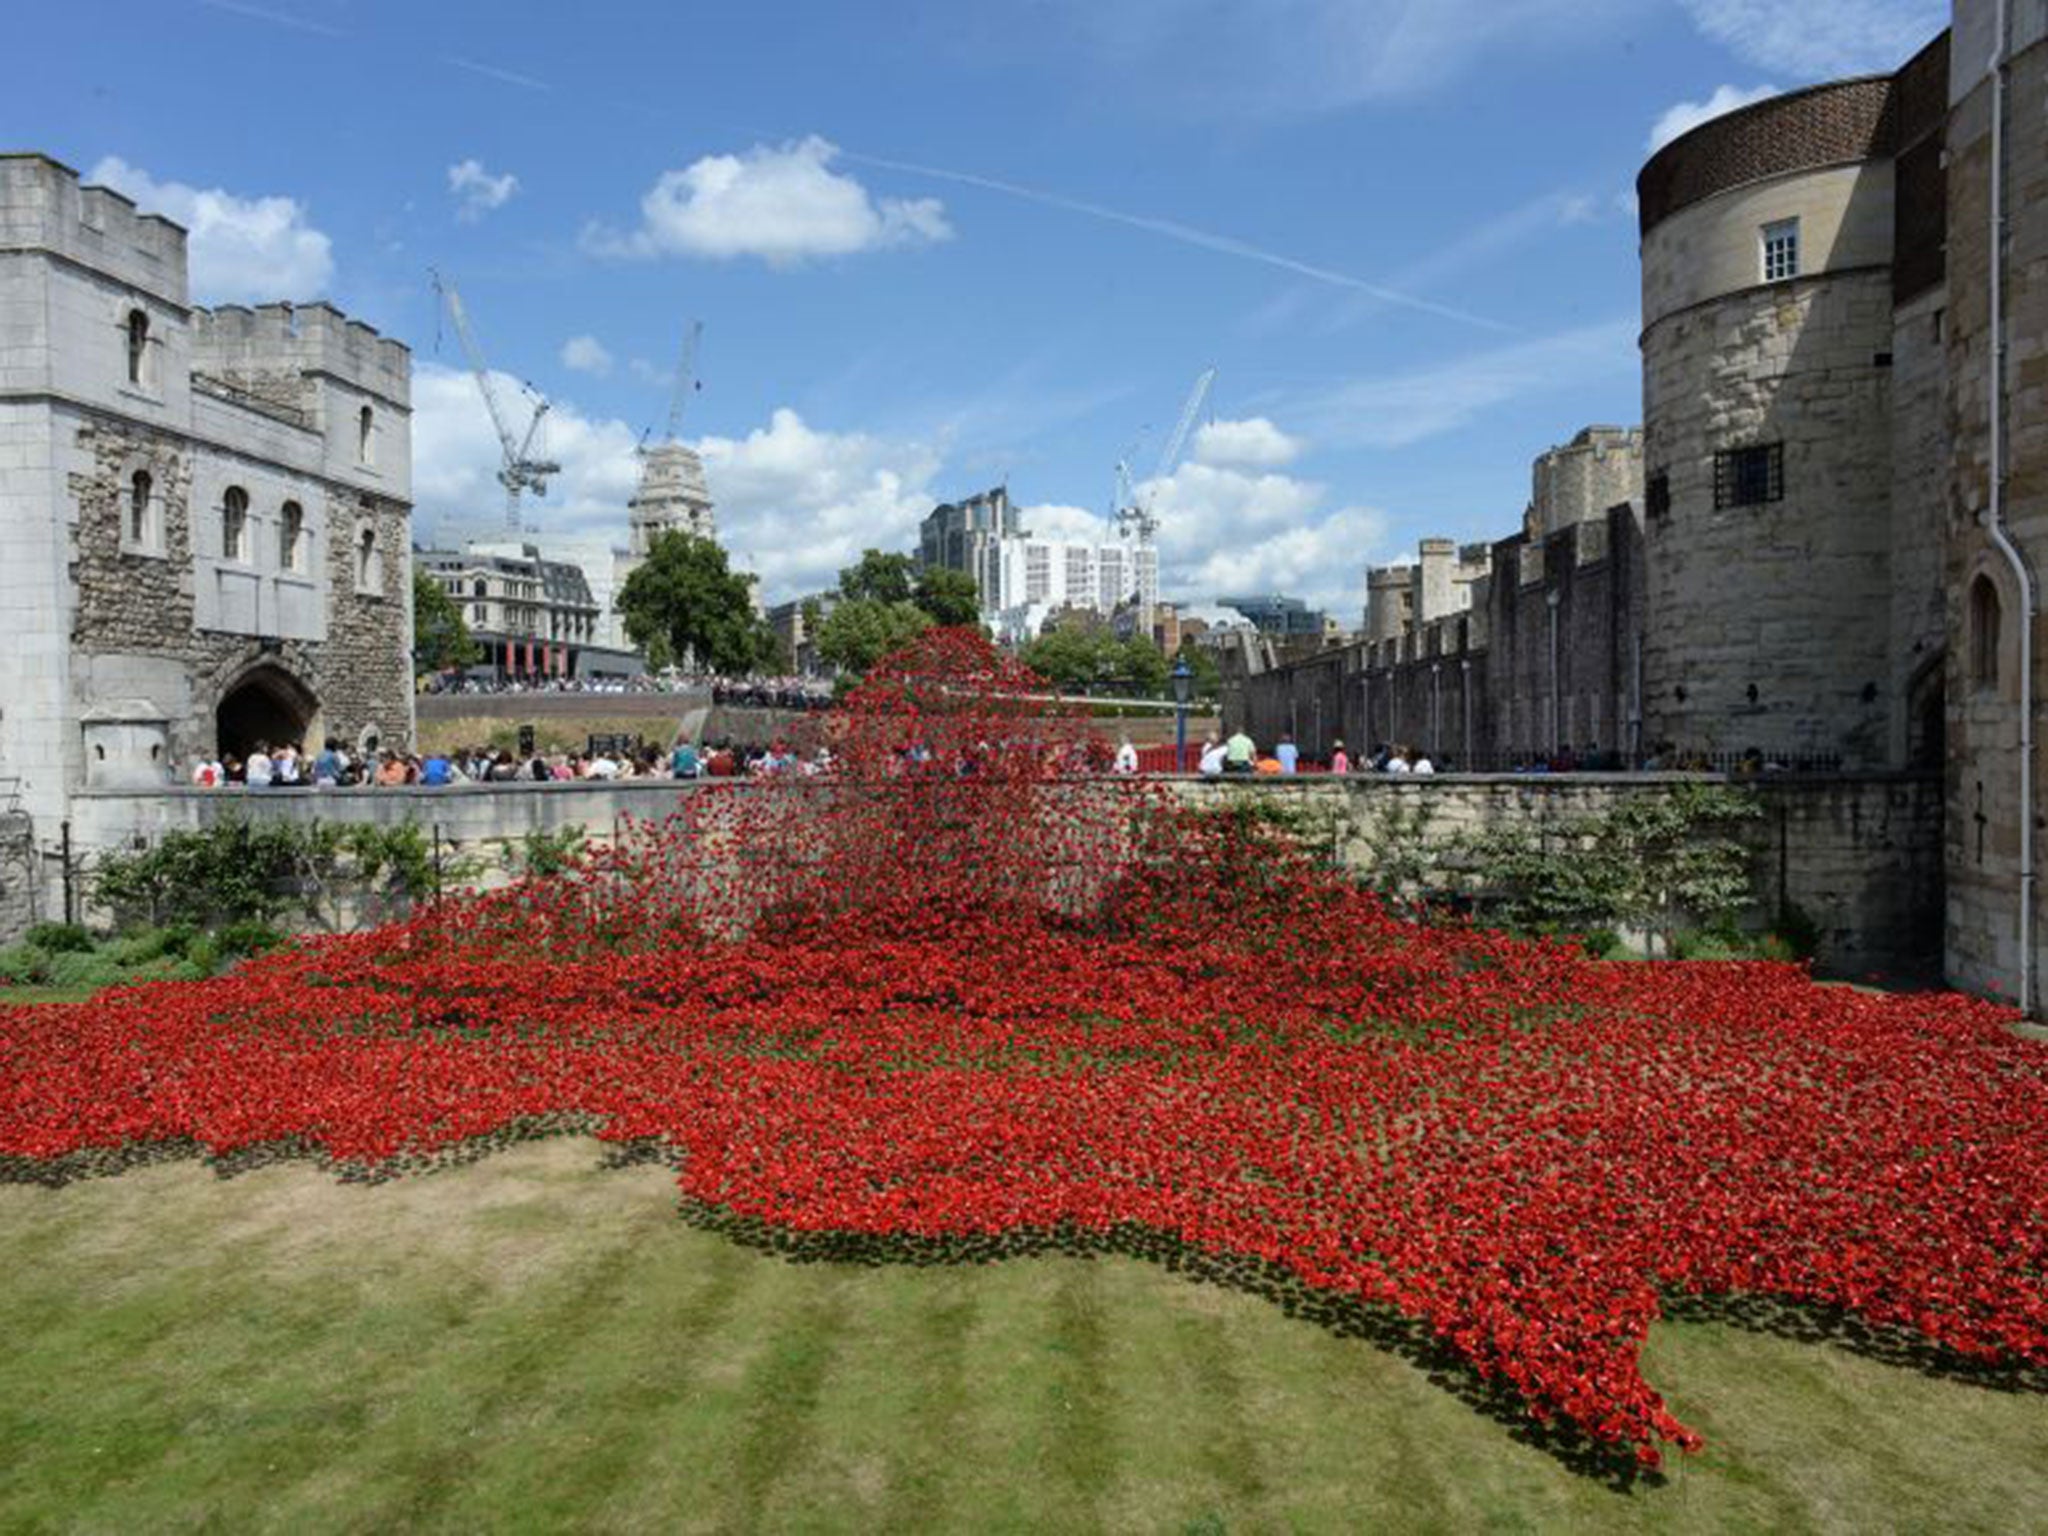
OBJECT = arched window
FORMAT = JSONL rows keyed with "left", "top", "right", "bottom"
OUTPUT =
{"left": 1971, "top": 575, "right": 2004, "bottom": 693}
{"left": 125, "top": 309, "right": 149, "bottom": 386}
{"left": 128, "top": 469, "right": 152, "bottom": 544}
{"left": 357, "top": 405, "right": 374, "bottom": 466}
{"left": 279, "top": 501, "right": 305, "bottom": 574}
{"left": 356, "top": 524, "right": 381, "bottom": 594}
{"left": 222, "top": 486, "right": 249, "bottom": 563}
{"left": 472, "top": 578, "right": 488, "bottom": 598}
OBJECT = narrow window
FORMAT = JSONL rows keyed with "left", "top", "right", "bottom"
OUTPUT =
{"left": 1713, "top": 444, "right": 1784, "bottom": 509}
{"left": 357, "top": 405, "right": 374, "bottom": 466}
{"left": 1971, "top": 575, "right": 2003, "bottom": 692}
{"left": 129, "top": 469, "right": 152, "bottom": 544}
{"left": 125, "top": 309, "right": 149, "bottom": 386}
{"left": 357, "top": 525, "right": 380, "bottom": 593}
{"left": 1645, "top": 470, "right": 1671, "bottom": 520}
{"left": 1761, "top": 218, "right": 1800, "bottom": 282}
{"left": 473, "top": 578, "right": 488, "bottom": 598}
{"left": 222, "top": 486, "right": 249, "bottom": 562}
{"left": 279, "top": 501, "right": 305, "bottom": 573}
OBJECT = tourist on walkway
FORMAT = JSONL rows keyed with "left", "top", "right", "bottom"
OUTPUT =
{"left": 1329, "top": 739, "right": 1350, "bottom": 775}
{"left": 1113, "top": 738, "right": 1139, "bottom": 774}
{"left": 1276, "top": 733, "right": 1298, "bottom": 775}
{"left": 1198, "top": 737, "right": 1226, "bottom": 777}
{"left": 245, "top": 742, "right": 274, "bottom": 789}
{"left": 1223, "top": 726, "right": 1256, "bottom": 775}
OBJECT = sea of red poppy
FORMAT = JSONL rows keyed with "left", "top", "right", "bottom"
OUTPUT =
{"left": 1, "top": 630, "right": 2041, "bottom": 1469}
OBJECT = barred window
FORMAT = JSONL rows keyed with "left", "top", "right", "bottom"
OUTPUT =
{"left": 1713, "top": 444, "right": 1783, "bottom": 509}
{"left": 1762, "top": 218, "right": 1800, "bottom": 282}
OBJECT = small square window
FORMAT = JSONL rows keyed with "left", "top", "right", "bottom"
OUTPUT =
{"left": 1713, "top": 444, "right": 1784, "bottom": 509}
{"left": 1762, "top": 218, "right": 1800, "bottom": 282}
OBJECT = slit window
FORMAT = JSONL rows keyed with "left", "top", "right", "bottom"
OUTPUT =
{"left": 1762, "top": 218, "right": 1800, "bottom": 282}
{"left": 1713, "top": 444, "right": 1784, "bottom": 509}
{"left": 1971, "top": 575, "right": 2003, "bottom": 692}
{"left": 128, "top": 469, "right": 153, "bottom": 545}
{"left": 357, "top": 405, "right": 374, "bottom": 466}
{"left": 222, "top": 486, "right": 250, "bottom": 563}
{"left": 279, "top": 501, "right": 306, "bottom": 573}
{"left": 125, "top": 309, "right": 149, "bottom": 386}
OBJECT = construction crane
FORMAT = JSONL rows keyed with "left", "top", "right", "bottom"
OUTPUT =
{"left": 429, "top": 268, "right": 560, "bottom": 535}
{"left": 1117, "top": 366, "right": 1216, "bottom": 546}
{"left": 639, "top": 319, "right": 704, "bottom": 454}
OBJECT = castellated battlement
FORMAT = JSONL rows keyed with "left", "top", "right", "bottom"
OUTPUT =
{"left": 0, "top": 153, "right": 188, "bottom": 307}
{"left": 194, "top": 301, "right": 409, "bottom": 409}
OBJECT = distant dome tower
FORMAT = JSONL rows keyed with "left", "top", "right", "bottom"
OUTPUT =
{"left": 627, "top": 440, "right": 714, "bottom": 555}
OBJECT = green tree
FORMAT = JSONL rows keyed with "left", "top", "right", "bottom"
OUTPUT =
{"left": 616, "top": 531, "right": 773, "bottom": 676}
{"left": 1176, "top": 641, "right": 1222, "bottom": 701}
{"left": 412, "top": 567, "right": 479, "bottom": 673}
{"left": 912, "top": 566, "right": 981, "bottom": 626}
{"left": 814, "top": 599, "right": 933, "bottom": 677}
{"left": 838, "top": 549, "right": 918, "bottom": 606}
{"left": 1117, "top": 636, "right": 1170, "bottom": 697}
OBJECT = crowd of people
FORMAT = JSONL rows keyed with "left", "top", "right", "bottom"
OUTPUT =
{"left": 709, "top": 677, "right": 833, "bottom": 711}
{"left": 188, "top": 736, "right": 838, "bottom": 789}
{"left": 1185, "top": 731, "right": 1441, "bottom": 777}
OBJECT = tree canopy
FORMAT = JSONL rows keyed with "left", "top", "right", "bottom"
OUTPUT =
{"left": 616, "top": 531, "right": 773, "bottom": 676}
{"left": 813, "top": 599, "right": 934, "bottom": 678}
{"left": 1021, "top": 626, "right": 1172, "bottom": 697}
{"left": 838, "top": 550, "right": 919, "bottom": 607}
{"left": 912, "top": 566, "right": 982, "bottom": 627}
{"left": 412, "top": 568, "right": 479, "bottom": 674}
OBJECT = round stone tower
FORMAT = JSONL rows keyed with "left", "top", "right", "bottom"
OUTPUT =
{"left": 1637, "top": 77, "right": 1904, "bottom": 765}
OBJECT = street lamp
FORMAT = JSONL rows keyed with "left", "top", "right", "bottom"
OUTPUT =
{"left": 1171, "top": 656, "right": 1193, "bottom": 772}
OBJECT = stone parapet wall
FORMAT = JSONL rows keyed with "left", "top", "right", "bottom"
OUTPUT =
{"left": 54, "top": 772, "right": 1943, "bottom": 982}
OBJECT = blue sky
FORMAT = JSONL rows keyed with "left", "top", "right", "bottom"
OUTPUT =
{"left": 8, "top": 0, "right": 1948, "bottom": 614}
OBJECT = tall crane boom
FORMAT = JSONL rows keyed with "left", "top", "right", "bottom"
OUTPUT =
{"left": 663, "top": 320, "right": 704, "bottom": 443}
{"left": 429, "top": 267, "right": 561, "bottom": 535}
{"left": 1118, "top": 366, "right": 1216, "bottom": 546}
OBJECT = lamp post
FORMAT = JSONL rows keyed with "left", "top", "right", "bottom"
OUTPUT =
{"left": 1172, "top": 656, "right": 1193, "bottom": 772}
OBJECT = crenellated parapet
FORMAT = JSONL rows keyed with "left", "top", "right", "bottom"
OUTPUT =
{"left": 0, "top": 153, "right": 188, "bottom": 308}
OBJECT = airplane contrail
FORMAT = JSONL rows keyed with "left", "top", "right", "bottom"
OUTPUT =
{"left": 840, "top": 149, "right": 1516, "bottom": 335}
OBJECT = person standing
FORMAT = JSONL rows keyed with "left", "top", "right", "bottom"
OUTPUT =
{"left": 1275, "top": 733, "right": 1299, "bottom": 775}
{"left": 1329, "top": 739, "right": 1351, "bottom": 775}
{"left": 1113, "top": 737, "right": 1139, "bottom": 774}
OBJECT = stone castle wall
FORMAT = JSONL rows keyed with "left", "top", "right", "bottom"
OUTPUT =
{"left": 1942, "top": 11, "right": 2048, "bottom": 1003}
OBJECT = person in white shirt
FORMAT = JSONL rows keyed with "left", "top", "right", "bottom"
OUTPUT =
{"left": 1113, "top": 738, "right": 1139, "bottom": 774}
{"left": 1197, "top": 738, "right": 1227, "bottom": 777}
{"left": 1412, "top": 753, "right": 1436, "bottom": 776}
{"left": 585, "top": 754, "right": 619, "bottom": 781}
{"left": 191, "top": 756, "right": 223, "bottom": 788}
{"left": 1384, "top": 746, "right": 1412, "bottom": 775}
{"left": 245, "top": 743, "right": 274, "bottom": 788}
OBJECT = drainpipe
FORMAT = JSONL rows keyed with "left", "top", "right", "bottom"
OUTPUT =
{"left": 1981, "top": 0, "right": 2037, "bottom": 1014}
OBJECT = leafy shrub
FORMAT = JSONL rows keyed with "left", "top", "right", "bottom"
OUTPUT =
{"left": 215, "top": 921, "right": 285, "bottom": 959}
{"left": 0, "top": 944, "right": 51, "bottom": 985}
{"left": 25, "top": 922, "right": 94, "bottom": 954}
{"left": 46, "top": 951, "right": 125, "bottom": 991}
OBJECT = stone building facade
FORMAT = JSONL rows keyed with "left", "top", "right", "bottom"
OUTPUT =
{"left": 1944, "top": 0, "right": 2048, "bottom": 1007}
{"left": 416, "top": 540, "right": 601, "bottom": 678}
{"left": 0, "top": 153, "right": 413, "bottom": 905}
{"left": 1246, "top": 4, "right": 2048, "bottom": 1009}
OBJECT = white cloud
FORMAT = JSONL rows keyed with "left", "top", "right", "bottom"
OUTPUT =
{"left": 559, "top": 334, "right": 613, "bottom": 376}
{"left": 1678, "top": 0, "right": 1945, "bottom": 76}
{"left": 692, "top": 409, "right": 943, "bottom": 596}
{"left": 1191, "top": 416, "right": 1303, "bottom": 469}
{"left": 412, "top": 363, "right": 944, "bottom": 599}
{"left": 87, "top": 156, "right": 333, "bottom": 304}
{"left": 448, "top": 158, "right": 519, "bottom": 221}
{"left": 585, "top": 136, "right": 952, "bottom": 265}
{"left": 1647, "top": 83, "right": 1780, "bottom": 152}
{"left": 1280, "top": 319, "right": 1639, "bottom": 451}
{"left": 1140, "top": 460, "right": 1388, "bottom": 612}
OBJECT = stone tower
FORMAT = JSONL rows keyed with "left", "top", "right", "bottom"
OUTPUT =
{"left": 627, "top": 441, "right": 714, "bottom": 557}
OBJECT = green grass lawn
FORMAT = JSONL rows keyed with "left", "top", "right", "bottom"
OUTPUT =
{"left": 3, "top": 1139, "right": 2045, "bottom": 1534}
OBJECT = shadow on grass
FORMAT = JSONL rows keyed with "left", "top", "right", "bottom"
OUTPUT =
{"left": 10, "top": 1126, "right": 2047, "bottom": 1493}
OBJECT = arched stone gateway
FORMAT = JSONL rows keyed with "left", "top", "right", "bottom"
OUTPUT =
{"left": 215, "top": 664, "right": 322, "bottom": 760}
